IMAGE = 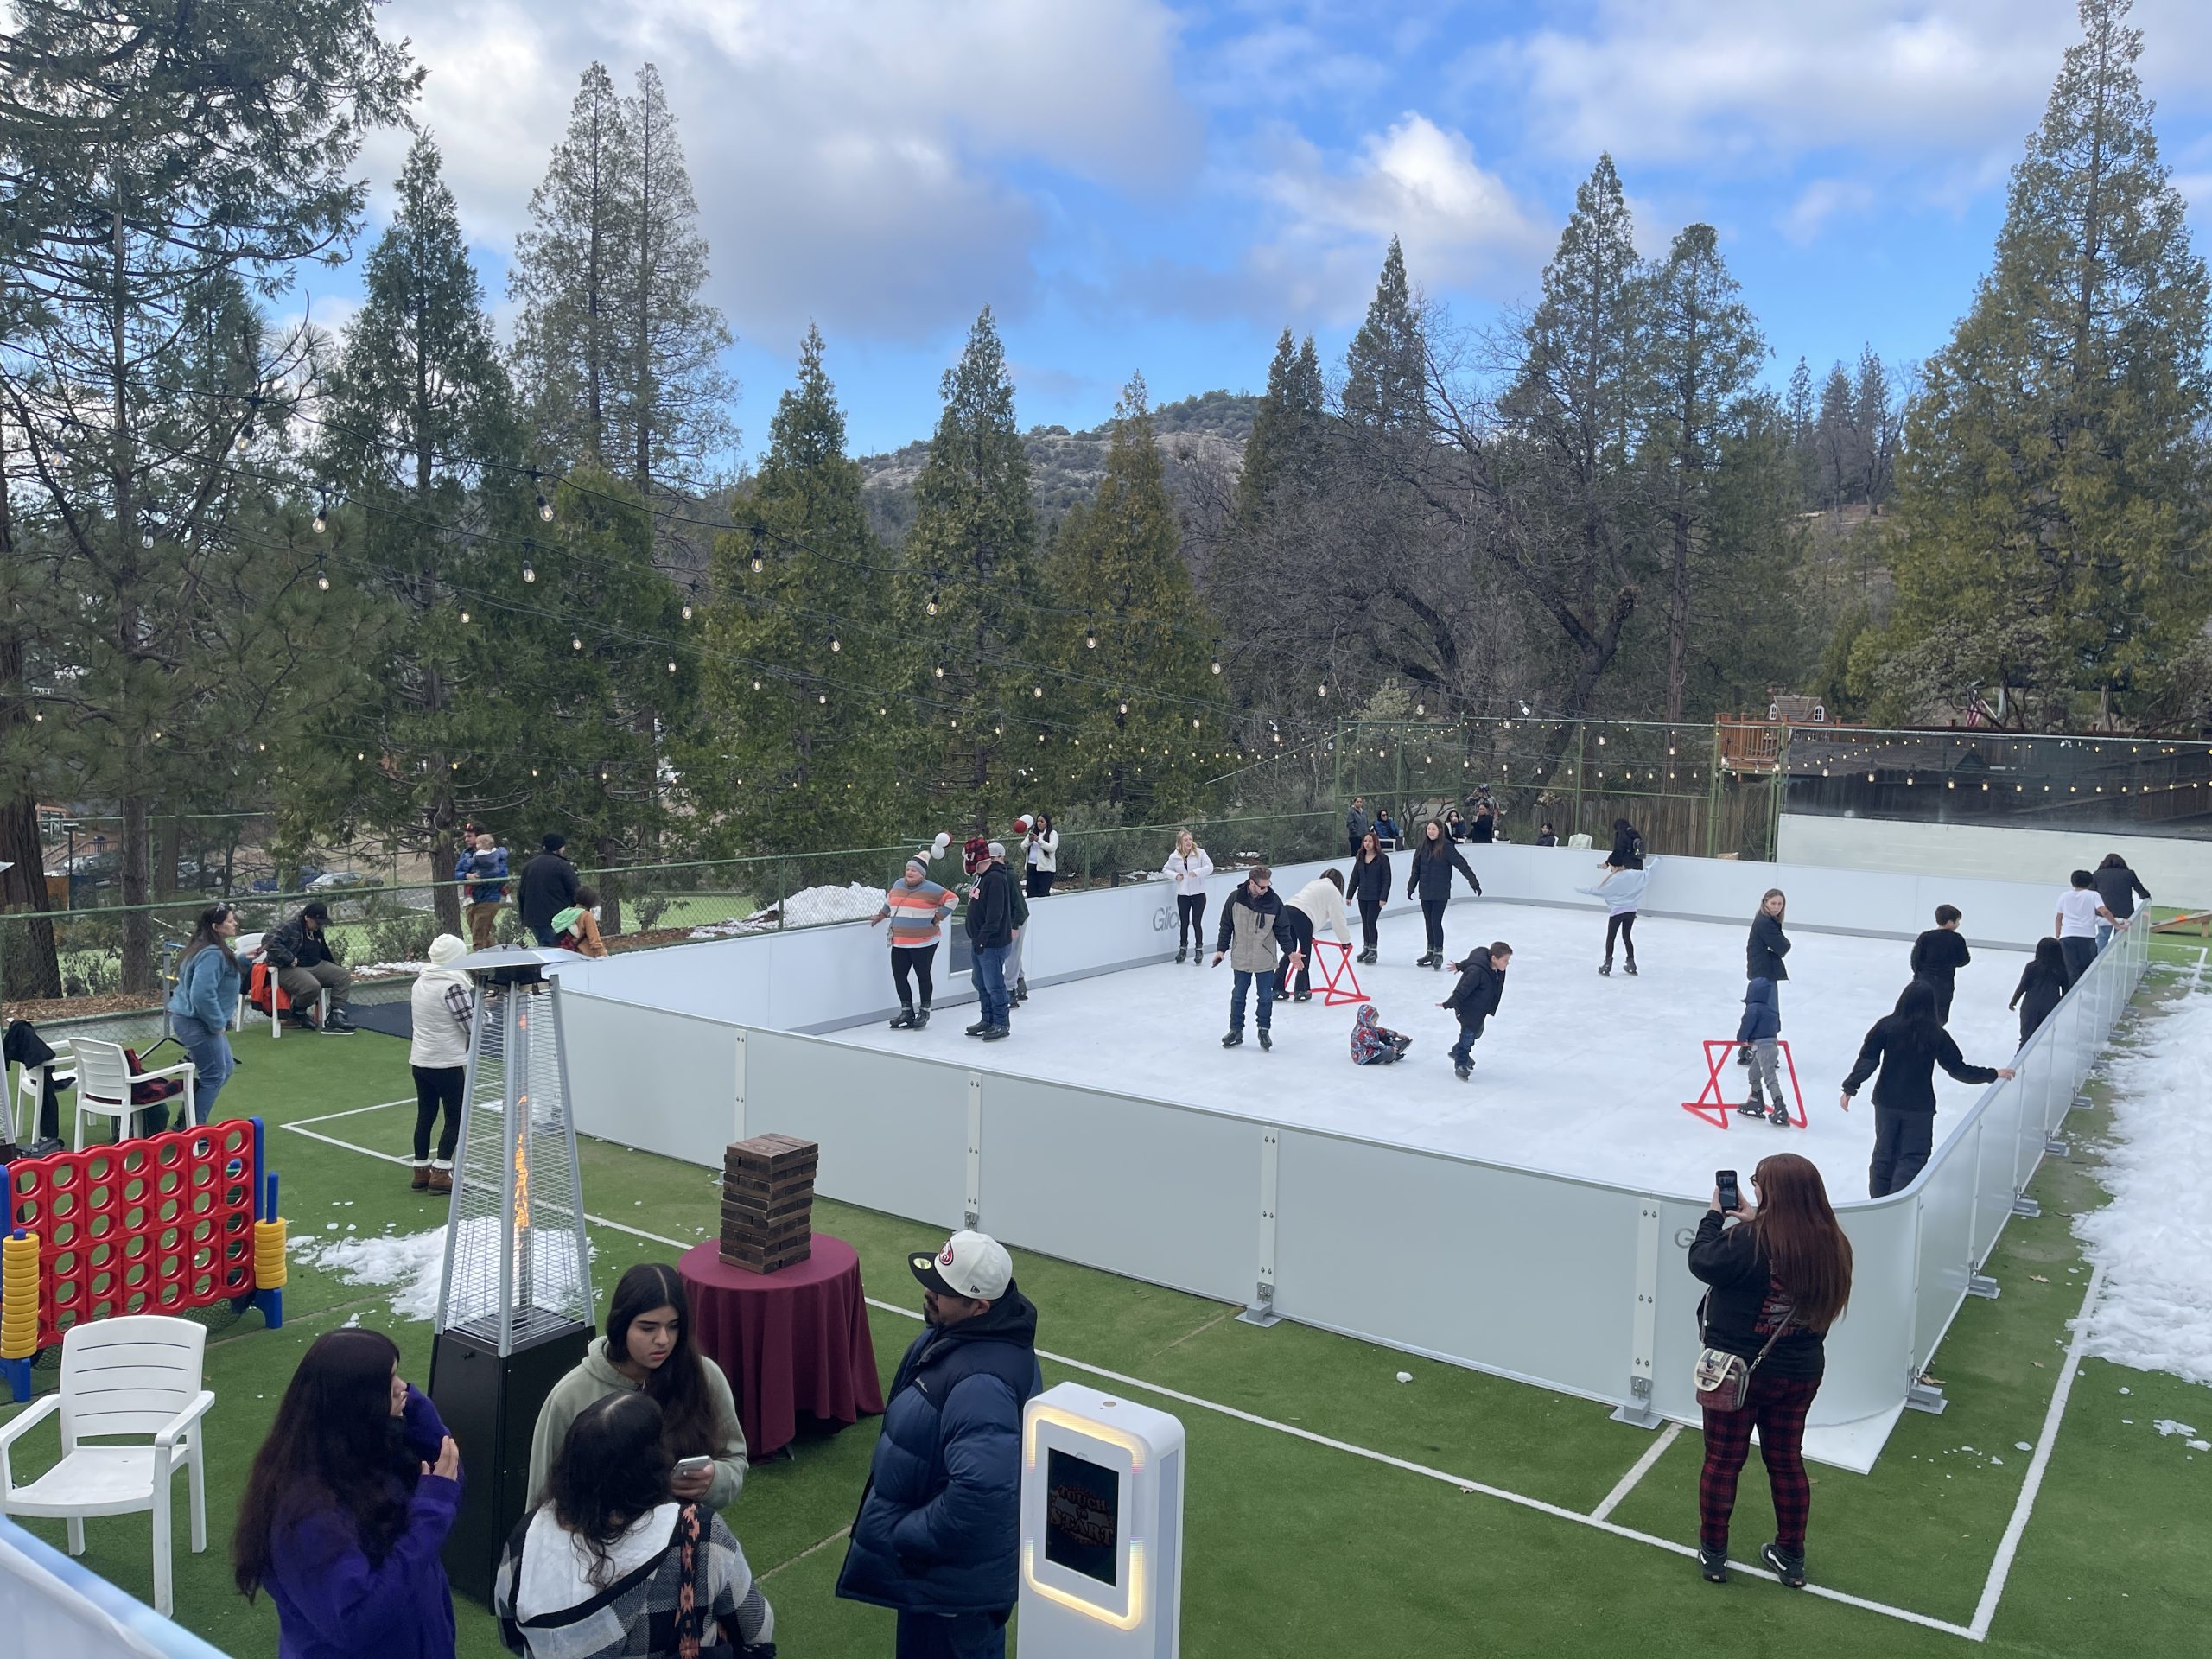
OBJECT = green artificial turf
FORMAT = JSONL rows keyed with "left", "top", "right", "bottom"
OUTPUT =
{"left": 4, "top": 972, "right": 2207, "bottom": 1658}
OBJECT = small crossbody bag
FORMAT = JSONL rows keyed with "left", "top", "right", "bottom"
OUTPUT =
{"left": 1694, "top": 1296, "right": 1794, "bottom": 1412}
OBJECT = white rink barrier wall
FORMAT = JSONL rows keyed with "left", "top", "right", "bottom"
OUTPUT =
{"left": 1778, "top": 812, "right": 2212, "bottom": 908}
{"left": 550, "top": 852, "right": 2150, "bottom": 1447}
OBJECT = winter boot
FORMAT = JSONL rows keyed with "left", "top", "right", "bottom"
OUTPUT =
{"left": 913, "top": 1006, "right": 931, "bottom": 1030}
{"left": 1221, "top": 1030, "right": 1243, "bottom": 1049}
{"left": 1175, "top": 946, "right": 1188, "bottom": 963}
{"left": 1759, "top": 1542, "right": 1806, "bottom": 1589}
{"left": 965, "top": 1019, "right": 990, "bottom": 1037}
{"left": 1738, "top": 1097, "right": 1767, "bottom": 1118}
{"left": 1700, "top": 1548, "right": 1729, "bottom": 1585}
{"left": 1769, "top": 1101, "right": 1790, "bottom": 1127}
{"left": 410, "top": 1164, "right": 430, "bottom": 1192}
{"left": 1599, "top": 959, "right": 1612, "bottom": 977}
{"left": 1258, "top": 1029, "right": 1273, "bottom": 1052}
{"left": 428, "top": 1164, "right": 453, "bottom": 1196}
{"left": 888, "top": 1007, "right": 916, "bottom": 1030}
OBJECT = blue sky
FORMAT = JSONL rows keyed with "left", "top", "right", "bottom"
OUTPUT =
{"left": 315, "top": 0, "right": 2212, "bottom": 461}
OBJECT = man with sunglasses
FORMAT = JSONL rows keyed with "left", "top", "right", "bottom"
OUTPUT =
{"left": 1212, "top": 863, "right": 1300, "bottom": 1051}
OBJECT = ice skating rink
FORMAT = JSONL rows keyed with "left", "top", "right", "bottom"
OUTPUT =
{"left": 823, "top": 898, "right": 2032, "bottom": 1202}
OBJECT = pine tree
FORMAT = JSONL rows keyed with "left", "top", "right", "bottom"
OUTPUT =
{"left": 1850, "top": 347, "right": 1895, "bottom": 507}
{"left": 897, "top": 308, "right": 1039, "bottom": 828}
{"left": 1237, "top": 329, "right": 1329, "bottom": 526}
{"left": 1784, "top": 355, "right": 1820, "bottom": 505}
{"left": 1039, "top": 375, "right": 1217, "bottom": 817}
{"left": 694, "top": 327, "right": 907, "bottom": 850}
{"left": 1343, "top": 238, "right": 1426, "bottom": 433}
{"left": 1875, "top": 0, "right": 2211, "bottom": 728}
{"left": 1640, "top": 223, "right": 1766, "bottom": 721}
{"left": 1813, "top": 362, "right": 1859, "bottom": 510}
{"left": 311, "top": 134, "right": 530, "bottom": 934}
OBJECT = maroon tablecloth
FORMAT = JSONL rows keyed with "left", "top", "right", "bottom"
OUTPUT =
{"left": 680, "top": 1234, "right": 884, "bottom": 1459}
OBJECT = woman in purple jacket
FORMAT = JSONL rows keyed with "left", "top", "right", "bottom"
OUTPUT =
{"left": 234, "top": 1328, "right": 463, "bottom": 1659}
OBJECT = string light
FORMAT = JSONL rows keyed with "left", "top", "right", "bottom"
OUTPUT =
{"left": 830, "top": 634, "right": 842, "bottom": 652}
{"left": 1084, "top": 620, "right": 1097, "bottom": 650}
{"left": 460, "top": 609, "right": 471, "bottom": 622}
{"left": 312, "top": 503, "right": 327, "bottom": 535}
{"left": 537, "top": 492, "right": 553, "bottom": 522}
{"left": 522, "top": 558, "right": 536, "bottom": 583}
{"left": 572, "top": 636, "right": 582, "bottom": 651}
{"left": 749, "top": 527, "right": 765, "bottom": 575}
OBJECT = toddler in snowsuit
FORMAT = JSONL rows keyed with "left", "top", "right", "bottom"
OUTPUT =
{"left": 1349, "top": 1003, "right": 1412, "bottom": 1065}
{"left": 1735, "top": 977, "right": 1789, "bottom": 1125}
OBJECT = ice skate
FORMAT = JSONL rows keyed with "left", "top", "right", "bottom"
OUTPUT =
{"left": 1624, "top": 959, "right": 1638, "bottom": 976}
{"left": 1738, "top": 1097, "right": 1766, "bottom": 1118}
{"left": 1014, "top": 976, "right": 1029, "bottom": 1003}
{"left": 1293, "top": 991, "right": 1312, "bottom": 1003}
{"left": 888, "top": 1008, "right": 916, "bottom": 1029}
{"left": 1175, "top": 946, "right": 1187, "bottom": 963}
{"left": 1700, "top": 1548, "right": 1729, "bottom": 1585}
{"left": 1598, "top": 959, "right": 1612, "bottom": 976}
{"left": 1258, "top": 1029, "right": 1272, "bottom": 1051}
{"left": 981, "top": 1025, "right": 1009, "bottom": 1042}
{"left": 1415, "top": 950, "right": 1435, "bottom": 968}
{"left": 1769, "top": 1102, "right": 1790, "bottom": 1127}
{"left": 913, "top": 1007, "right": 931, "bottom": 1029}
{"left": 1453, "top": 1062, "right": 1471, "bottom": 1081}
{"left": 1390, "top": 1035, "right": 1412, "bottom": 1056}
{"left": 1431, "top": 955, "right": 1444, "bottom": 971}
{"left": 1759, "top": 1542, "right": 1806, "bottom": 1588}
{"left": 965, "top": 1019, "right": 990, "bottom": 1037}
{"left": 1221, "top": 1030, "right": 1243, "bottom": 1048}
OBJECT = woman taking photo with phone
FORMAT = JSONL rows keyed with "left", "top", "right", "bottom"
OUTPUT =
{"left": 528, "top": 1263, "right": 748, "bottom": 1513}
{"left": 233, "top": 1328, "right": 462, "bottom": 1659}
{"left": 496, "top": 1393, "right": 775, "bottom": 1658}
{"left": 1687, "top": 1154, "right": 1852, "bottom": 1591}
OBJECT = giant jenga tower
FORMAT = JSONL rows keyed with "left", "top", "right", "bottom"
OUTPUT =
{"left": 720, "top": 1134, "right": 818, "bottom": 1273}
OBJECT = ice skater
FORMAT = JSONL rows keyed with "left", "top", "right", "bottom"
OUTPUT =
{"left": 1440, "top": 941, "right": 1511, "bottom": 1081}
{"left": 1907, "top": 905, "right": 1972, "bottom": 1024}
{"left": 1605, "top": 817, "right": 1644, "bottom": 872}
{"left": 1840, "top": 981, "right": 2016, "bottom": 1198}
{"left": 1743, "top": 889, "right": 1790, "bottom": 1065}
{"left": 1346, "top": 829, "right": 1391, "bottom": 964}
{"left": 2092, "top": 852, "right": 2152, "bottom": 950}
{"left": 1407, "top": 818, "right": 1481, "bottom": 969}
{"left": 2008, "top": 938, "right": 2072, "bottom": 1049}
{"left": 1212, "top": 864, "right": 1299, "bottom": 1052}
{"left": 1349, "top": 1003, "right": 1412, "bottom": 1065}
{"left": 1580, "top": 860, "right": 1650, "bottom": 976}
{"left": 1277, "top": 868, "right": 1351, "bottom": 1002}
{"left": 1734, "top": 978, "right": 1789, "bottom": 1126}
{"left": 1163, "top": 829, "right": 1214, "bottom": 963}
{"left": 873, "top": 855, "right": 957, "bottom": 1030}
{"left": 2055, "top": 869, "right": 2122, "bottom": 982}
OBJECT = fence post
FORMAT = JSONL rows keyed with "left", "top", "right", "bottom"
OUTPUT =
{"left": 1572, "top": 724, "right": 1586, "bottom": 835}
{"left": 1705, "top": 727, "right": 1724, "bottom": 858}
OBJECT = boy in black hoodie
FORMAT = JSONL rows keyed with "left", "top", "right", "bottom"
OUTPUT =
{"left": 1841, "top": 981, "right": 2016, "bottom": 1197}
{"left": 1440, "top": 942, "right": 1511, "bottom": 1080}
{"left": 1907, "top": 904, "right": 1973, "bottom": 1025}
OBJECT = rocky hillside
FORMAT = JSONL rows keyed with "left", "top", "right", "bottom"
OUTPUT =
{"left": 861, "top": 389, "right": 1256, "bottom": 545}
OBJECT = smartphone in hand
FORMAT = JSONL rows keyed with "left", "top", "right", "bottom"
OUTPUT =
{"left": 1716, "top": 1169, "right": 1741, "bottom": 1213}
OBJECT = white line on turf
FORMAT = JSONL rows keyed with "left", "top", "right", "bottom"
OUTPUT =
{"left": 286, "top": 1116, "right": 1983, "bottom": 1640}
{"left": 289, "top": 1097, "right": 417, "bottom": 1123}
{"left": 1967, "top": 1264, "right": 2104, "bottom": 1640}
{"left": 1591, "top": 1421, "right": 1681, "bottom": 1522}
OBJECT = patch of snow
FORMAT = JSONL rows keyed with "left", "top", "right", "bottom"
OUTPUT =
{"left": 687, "top": 882, "right": 888, "bottom": 939}
{"left": 2152, "top": 1419, "right": 2200, "bottom": 1439}
{"left": 294, "top": 1223, "right": 597, "bottom": 1325}
{"left": 2073, "top": 992, "right": 2212, "bottom": 1388}
{"left": 355, "top": 960, "right": 430, "bottom": 977}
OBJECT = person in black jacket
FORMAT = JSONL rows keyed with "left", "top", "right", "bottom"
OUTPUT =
{"left": 1907, "top": 905, "right": 1973, "bottom": 1025}
{"left": 1345, "top": 830, "right": 1391, "bottom": 964}
{"left": 1841, "top": 981, "right": 2016, "bottom": 1197}
{"left": 2008, "top": 938, "right": 2072, "bottom": 1048}
{"left": 1605, "top": 817, "right": 1643, "bottom": 870}
{"left": 518, "top": 834, "right": 581, "bottom": 945}
{"left": 963, "top": 844, "right": 1017, "bottom": 1041}
{"left": 1688, "top": 1153, "right": 1853, "bottom": 1589}
{"left": 1740, "top": 889, "right": 1790, "bottom": 1064}
{"left": 1439, "top": 942, "right": 1510, "bottom": 1080}
{"left": 1406, "top": 820, "right": 1481, "bottom": 969}
{"left": 2092, "top": 853, "right": 2152, "bottom": 951}
{"left": 263, "top": 902, "right": 355, "bottom": 1033}
{"left": 1466, "top": 797, "right": 1497, "bottom": 843}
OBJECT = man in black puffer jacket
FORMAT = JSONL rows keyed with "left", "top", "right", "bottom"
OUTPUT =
{"left": 1841, "top": 981, "right": 2016, "bottom": 1197}
{"left": 839, "top": 1230, "right": 1041, "bottom": 1659}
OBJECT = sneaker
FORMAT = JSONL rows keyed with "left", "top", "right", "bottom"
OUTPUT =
{"left": 913, "top": 1007, "right": 931, "bottom": 1029}
{"left": 1221, "top": 1031, "right": 1243, "bottom": 1048}
{"left": 888, "top": 1009, "right": 916, "bottom": 1030}
{"left": 1258, "top": 1030, "right": 1272, "bottom": 1051}
{"left": 321, "top": 1015, "right": 356, "bottom": 1035}
{"left": 1759, "top": 1541, "right": 1806, "bottom": 1588}
{"left": 965, "top": 1020, "right": 990, "bottom": 1037}
{"left": 1738, "top": 1099, "right": 1767, "bottom": 1117}
{"left": 1769, "top": 1103, "right": 1790, "bottom": 1127}
{"left": 1453, "top": 1063, "right": 1471, "bottom": 1081}
{"left": 29, "top": 1137, "right": 64, "bottom": 1158}
{"left": 981, "top": 1025, "right": 1010, "bottom": 1042}
{"left": 1700, "top": 1548, "right": 1729, "bottom": 1585}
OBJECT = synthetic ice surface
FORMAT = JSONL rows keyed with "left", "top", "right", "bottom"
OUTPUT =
{"left": 2073, "top": 990, "right": 2212, "bottom": 1388}
{"left": 829, "top": 898, "right": 2029, "bottom": 1200}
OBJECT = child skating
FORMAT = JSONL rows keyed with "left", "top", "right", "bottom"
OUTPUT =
{"left": 1350, "top": 1003, "right": 1413, "bottom": 1065}
{"left": 1734, "top": 977, "right": 1789, "bottom": 1126}
{"left": 1578, "top": 861, "right": 1650, "bottom": 977}
{"left": 1440, "top": 941, "right": 1512, "bottom": 1081}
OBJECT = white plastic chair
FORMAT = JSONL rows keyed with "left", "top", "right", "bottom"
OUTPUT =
{"left": 67, "top": 1038, "right": 194, "bottom": 1149}
{"left": 10, "top": 1038, "right": 73, "bottom": 1147}
{"left": 0, "top": 1314, "right": 213, "bottom": 1616}
{"left": 1567, "top": 832, "right": 1595, "bottom": 850}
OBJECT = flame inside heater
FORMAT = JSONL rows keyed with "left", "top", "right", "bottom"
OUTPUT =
{"left": 512, "top": 1122, "right": 531, "bottom": 1232}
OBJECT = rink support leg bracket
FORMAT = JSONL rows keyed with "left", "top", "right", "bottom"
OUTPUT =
{"left": 1967, "top": 1274, "right": 2001, "bottom": 1300}
{"left": 1611, "top": 1202, "right": 1662, "bottom": 1429}
{"left": 2044, "top": 1136, "right": 2069, "bottom": 1157}
{"left": 1237, "top": 1128, "right": 1283, "bottom": 1328}
{"left": 964, "top": 1074, "right": 983, "bottom": 1232}
{"left": 2011, "top": 1194, "right": 2041, "bottom": 1218}
{"left": 1905, "top": 1376, "right": 1948, "bottom": 1416}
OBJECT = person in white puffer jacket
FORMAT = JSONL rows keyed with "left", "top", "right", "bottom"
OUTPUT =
{"left": 1163, "top": 829, "right": 1215, "bottom": 963}
{"left": 408, "top": 933, "right": 477, "bottom": 1195}
{"left": 1276, "top": 869, "right": 1352, "bottom": 1001}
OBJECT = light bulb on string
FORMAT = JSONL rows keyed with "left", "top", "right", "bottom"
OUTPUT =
{"left": 523, "top": 560, "right": 536, "bottom": 583}
{"left": 313, "top": 503, "right": 327, "bottom": 535}
{"left": 934, "top": 664, "right": 945, "bottom": 678}
{"left": 572, "top": 636, "right": 582, "bottom": 651}
{"left": 315, "top": 562, "right": 329, "bottom": 592}
{"left": 666, "top": 660, "right": 677, "bottom": 674}
{"left": 460, "top": 609, "right": 471, "bottom": 623}
{"left": 830, "top": 634, "right": 841, "bottom": 652}
{"left": 1033, "top": 684, "right": 1043, "bottom": 698}
{"left": 748, "top": 527, "right": 766, "bottom": 574}
{"left": 537, "top": 492, "right": 553, "bottom": 523}
{"left": 1084, "top": 620, "right": 1097, "bottom": 650}
{"left": 682, "top": 582, "right": 696, "bottom": 620}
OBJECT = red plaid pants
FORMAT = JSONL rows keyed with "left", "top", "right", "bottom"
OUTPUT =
{"left": 1697, "top": 1370, "right": 1821, "bottom": 1554}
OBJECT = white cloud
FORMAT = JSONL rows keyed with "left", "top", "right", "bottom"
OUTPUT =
{"left": 1781, "top": 178, "right": 1878, "bottom": 245}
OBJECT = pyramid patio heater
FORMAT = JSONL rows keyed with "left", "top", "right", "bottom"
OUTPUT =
{"left": 429, "top": 945, "right": 596, "bottom": 1602}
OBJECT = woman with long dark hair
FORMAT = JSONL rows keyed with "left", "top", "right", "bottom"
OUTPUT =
{"left": 2009, "top": 937, "right": 2073, "bottom": 1048}
{"left": 167, "top": 902, "right": 242, "bottom": 1123}
{"left": 233, "top": 1328, "right": 461, "bottom": 1659}
{"left": 1840, "top": 980, "right": 2015, "bottom": 1197}
{"left": 1688, "top": 1154, "right": 1853, "bottom": 1590}
{"left": 1345, "top": 829, "right": 1391, "bottom": 965}
{"left": 1405, "top": 818, "right": 1481, "bottom": 970}
{"left": 495, "top": 1393, "right": 775, "bottom": 1657}
{"left": 528, "top": 1262, "right": 748, "bottom": 1512}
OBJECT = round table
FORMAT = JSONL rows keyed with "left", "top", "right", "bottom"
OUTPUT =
{"left": 679, "top": 1234, "right": 884, "bottom": 1459}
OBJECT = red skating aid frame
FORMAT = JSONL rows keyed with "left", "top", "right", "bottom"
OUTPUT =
{"left": 1683, "top": 1039, "right": 1806, "bottom": 1129}
{"left": 4, "top": 1118, "right": 258, "bottom": 1350}
{"left": 1312, "top": 940, "right": 1365, "bottom": 1007}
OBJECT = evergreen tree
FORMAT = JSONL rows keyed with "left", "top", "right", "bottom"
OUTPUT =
{"left": 694, "top": 327, "right": 907, "bottom": 851}
{"left": 1813, "top": 362, "right": 1858, "bottom": 510}
{"left": 1640, "top": 223, "right": 1766, "bottom": 721}
{"left": 1343, "top": 238, "right": 1426, "bottom": 433}
{"left": 1783, "top": 355, "right": 1821, "bottom": 504}
{"left": 1850, "top": 346, "right": 1896, "bottom": 507}
{"left": 1039, "top": 375, "right": 1217, "bottom": 817}
{"left": 310, "top": 135, "right": 526, "bottom": 932}
{"left": 1237, "top": 328, "right": 1329, "bottom": 530}
{"left": 897, "top": 308, "right": 1039, "bottom": 827}
{"left": 1873, "top": 0, "right": 2210, "bottom": 728}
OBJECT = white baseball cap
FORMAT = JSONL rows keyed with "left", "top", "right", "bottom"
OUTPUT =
{"left": 910, "top": 1230, "right": 1014, "bottom": 1300}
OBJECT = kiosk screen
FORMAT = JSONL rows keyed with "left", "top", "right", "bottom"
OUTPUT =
{"left": 1044, "top": 1447, "right": 1121, "bottom": 1586}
